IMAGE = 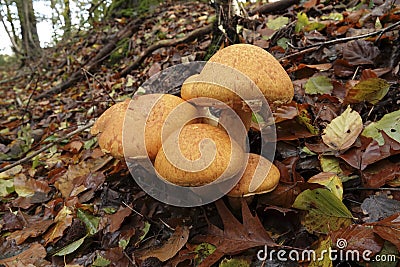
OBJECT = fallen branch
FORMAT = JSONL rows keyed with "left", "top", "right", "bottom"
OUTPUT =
{"left": 0, "top": 122, "right": 94, "bottom": 173}
{"left": 248, "top": 0, "right": 300, "bottom": 16}
{"left": 33, "top": 18, "right": 143, "bottom": 100}
{"left": 280, "top": 20, "right": 400, "bottom": 61}
{"left": 119, "top": 24, "right": 213, "bottom": 77}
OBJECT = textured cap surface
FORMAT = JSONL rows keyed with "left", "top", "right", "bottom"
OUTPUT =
{"left": 182, "top": 44, "right": 293, "bottom": 105}
{"left": 154, "top": 123, "right": 245, "bottom": 186}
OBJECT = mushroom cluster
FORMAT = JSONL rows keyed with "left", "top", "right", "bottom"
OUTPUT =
{"left": 91, "top": 44, "right": 294, "bottom": 198}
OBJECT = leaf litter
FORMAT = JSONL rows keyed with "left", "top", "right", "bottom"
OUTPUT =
{"left": 0, "top": 0, "right": 399, "bottom": 266}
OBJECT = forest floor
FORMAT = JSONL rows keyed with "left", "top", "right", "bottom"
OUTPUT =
{"left": 0, "top": 0, "right": 400, "bottom": 266}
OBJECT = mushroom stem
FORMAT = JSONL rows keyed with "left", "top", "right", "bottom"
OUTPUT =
{"left": 218, "top": 108, "right": 250, "bottom": 150}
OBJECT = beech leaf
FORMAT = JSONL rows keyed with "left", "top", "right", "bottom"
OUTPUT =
{"left": 322, "top": 106, "right": 363, "bottom": 150}
{"left": 367, "top": 213, "right": 400, "bottom": 251}
{"left": 54, "top": 235, "right": 87, "bottom": 256}
{"left": 305, "top": 76, "right": 333, "bottom": 95}
{"left": 330, "top": 224, "right": 384, "bottom": 255}
{"left": 343, "top": 40, "right": 380, "bottom": 65}
{"left": 293, "top": 188, "right": 353, "bottom": 233}
{"left": 267, "top": 16, "right": 289, "bottom": 30}
{"left": 362, "top": 110, "right": 400, "bottom": 145}
{"left": 77, "top": 209, "right": 100, "bottom": 236}
{"left": 345, "top": 78, "right": 390, "bottom": 104}
{"left": 138, "top": 225, "right": 189, "bottom": 262}
{"left": 308, "top": 172, "right": 343, "bottom": 200}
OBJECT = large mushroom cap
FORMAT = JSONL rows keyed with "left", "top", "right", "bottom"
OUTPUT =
{"left": 91, "top": 99, "right": 130, "bottom": 159}
{"left": 91, "top": 94, "right": 198, "bottom": 160}
{"left": 227, "top": 153, "right": 280, "bottom": 197}
{"left": 154, "top": 123, "right": 245, "bottom": 186}
{"left": 207, "top": 44, "right": 294, "bottom": 105}
{"left": 181, "top": 44, "right": 294, "bottom": 106}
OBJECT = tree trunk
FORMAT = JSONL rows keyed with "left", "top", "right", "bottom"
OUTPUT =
{"left": 15, "top": 0, "right": 41, "bottom": 58}
{"left": 62, "top": 0, "right": 71, "bottom": 38}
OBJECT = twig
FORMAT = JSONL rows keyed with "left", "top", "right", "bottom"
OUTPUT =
{"left": 120, "top": 24, "right": 213, "bottom": 77}
{"left": 0, "top": 122, "right": 94, "bottom": 173}
{"left": 280, "top": 20, "right": 400, "bottom": 61}
{"left": 248, "top": 0, "right": 300, "bottom": 16}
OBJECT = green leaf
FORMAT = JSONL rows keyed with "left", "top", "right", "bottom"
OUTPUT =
{"left": 54, "top": 235, "right": 87, "bottom": 256}
{"left": 295, "top": 12, "right": 309, "bottom": 32}
{"left": 320, "top": 156, "right": 342, "bottom": 174}
{"left": 309, "top": 237, "right": 333, "bottom": 267}
{"left": 136, "top": 221, "right": 151, "bottom": 245}
{"left": 305, "top": 76, "right": 333, "bottom": 95}
{"left": 195, "top": 243, "right": 216, "bottom": 266}
{"left": 92, "top": 255, "right": 111, "bottom": 267}
{"left": 304, "top": 22, "right": 326, "bottom": 32}
{"left": 293, "top": 188, "right": 353, "bottom": 217}
{"left": 321, "top": 13, "right": 343, "bottom": 21}
{"left": 320, "top": 156, "right": 358, "bottom": 183}
{"left": 322, "top": 106, "right": 363, "bottom": 150}
{"left": 77, "top": 209, "right": 100, "bottom": 236}
{"left": 84, "top": 138, "right": 97, "bottom": 150}
{"left": 297, "top": 109, "right": 319, "bottom": 134}
{"left": 219, "top": 258, "right": 250, "bottom": 267}
{"left": 345, "top": 78, "right": 390, "bottom": 104}
{"left": 308, "top": 173, "right": 343, "bottom": 200}
{"left": 277, "top": 37, "right": 289, "bottom": 50}
{"left": 267, "top": 16, "right": 289, "bottom": 30}
{"left": 362, "top": 110, "right": 400, "bottom": 145}
{"left": 293, "top": 188, "right": 353, "bottom": 233}
{"left": 251, "top": 112, "right": 264, "bottom": 124}
{"left": 0, "top": 179, "right": 14, "bottom": 197}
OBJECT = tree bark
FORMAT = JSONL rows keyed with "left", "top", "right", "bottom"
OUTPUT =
{"left": 15, "top": 0, "right": 41, "bottom": 58}
{"left": 63, "top": 0, "right": 71, "bottom": 38}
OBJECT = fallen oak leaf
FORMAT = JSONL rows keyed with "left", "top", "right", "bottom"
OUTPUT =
{"left": 194, "top": 199, "right": 277, "bottom": 267}
{"left": 137, "top": 225, "right": 189, "bottom": 262}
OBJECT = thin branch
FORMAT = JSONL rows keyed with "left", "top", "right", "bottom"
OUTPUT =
{"left": 0, "top": 122, "right": 94, "bottom": 173}
{"left": 120, "top": 24, "right": 213, "bottom": 77}
{"left": 248, "top": 0, "right": 300, "bottom": 16}
{"left": 280, "top": 20, "right": 400, "bottom": 61}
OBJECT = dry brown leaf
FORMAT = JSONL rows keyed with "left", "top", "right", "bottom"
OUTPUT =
{"left": 194, "top": 199, "right": 276, "bottom": 267}
{"left": 43, "top": 205, "right": 74, "bottom": 245}
{"left": 7, "top": 214, "right": 53, "bottom": 245}
{"left": 138, "top": 225, "right": 190, "bottom": 262}
{"left": 367, "top": 212, "right": 400, "bottom": 251}
{"left": 0, "top": 243, "right": 47, "bottom": 267}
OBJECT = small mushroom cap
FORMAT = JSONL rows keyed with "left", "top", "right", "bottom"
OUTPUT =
{"left": 227, "top": 153, "right": 280, "bottom": 197}
{"left": 182, "top": 44, "right": 293, "bottom": 106}
{"left": 91, "top": 99, "right": 130, "bottom": 159}
{"left": 91, "top": 94, "right": 198, "bottom": 160}
{"left": 154, "top": 123, "right": 245, "bottom": 186}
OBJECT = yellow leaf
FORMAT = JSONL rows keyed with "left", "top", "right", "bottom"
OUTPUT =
{"left": 322, "top": 106, "right": 362, "bottom": 151}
